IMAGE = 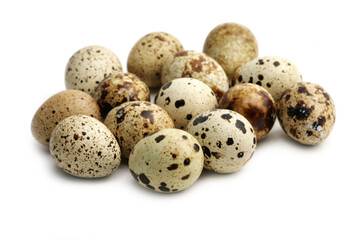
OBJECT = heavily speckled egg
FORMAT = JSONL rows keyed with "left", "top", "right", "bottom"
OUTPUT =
{"left": 186, "top": 109, "right": 256, "bottom": 173}
{"left": 161, "top": 50, "right": 229, "bottom": 101}
{"left": 31, "top": 90, "right": 101, "bottom": 146}
{"left": 232, "top": 56, "right": 302, "bottom": 101}
{"left": 104, "top": 101, "right": 175, "bottom": 159}
{"left": 93, "top": 72, "right": 150, "bottom": 116}
{"left": 277, "top": 82, "right": 336, "bottom": 145}
{"left": 203, "top": 22, "right": 258, "bottom": 81}
{"left": 129, "top": 128, "right": 204, "bottom": 193}
{"left": 50, "top": 115, "right": 121, "bottom": 178}
{"left": 127, "top": 32, "right": 183, "bottom": 88}
{"left": 65, "top": 45, "right": 123, "bottom": 95}
{"left": 218, "top": 83, "right": 276, "bottom": 140}
{"left": 155, "top": 78, "right": 218, "bottom": 129}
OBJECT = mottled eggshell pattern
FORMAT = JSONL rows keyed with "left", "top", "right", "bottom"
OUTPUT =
{"left": 65, "top": 45, "right": 123, "bottom": 95}
{"left": 232, "top": 56, "right": 302, "bottom": 101}
{"left": 129, "top": 128, "right": 204, "bottom": 193}
{"left": 155, "top": 78, "right": 218, "bottom": 129}
{"left": 277, "top": 82, "right": 336, "bottom": 145}
{"left": 31, "top": 90, "right": 101, "bottom": 146}
{"left": 203, "top": 22, "right": 258, "bottom": 81}
{"left": 104, "top": 101, "right": 175, "bottom": 159}
{"left": 50, "top": 115, "right": 121, "bottom": 178}
{"left": 161, "top": 50, "right": 229, "bottom": 101}
{"left": 218, "top": 83, "right": 276, "bottom": 140}
{"left": 127, "top": 32, "right": 183, "bottom": 88}
{"left": 93, "top": 72, "right": 150, "bottom": 116}
{"left": 186, "top": 109, "right": 256, "bottom": 173}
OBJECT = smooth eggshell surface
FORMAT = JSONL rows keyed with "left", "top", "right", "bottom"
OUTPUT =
{"left": 203, "top": 22, "right": 258, "bottom": 81}
{"left": 232, "top": 56, "right": 302, "bottom": 101}
{"left": 277, "top": 82, "right": 336, "bottom": 145}
{"left": 65, "top": 45, "right": 123, "bottom": 95}
{"left": 127, "top": 32, "right": 183, "bottom": 88}
{"left": 186, "top": 109, "right": 256, "bottom": 173}
{"left": 31, "top": 90, "right": 101, "bottom": 146}
{"left": 161, "top": 50, "right": 229, "bottom": 101}
{"left": 129, "top": 128, "right": 204, "bottom": 193}
{"left": 155, "top": 78, "right": 218, "bottom": 129}
{"left": 50, "top": 115, "right": 121, "bottom": 178}
{"left": 104, "top": 101, "right": 175, "bottom": 159}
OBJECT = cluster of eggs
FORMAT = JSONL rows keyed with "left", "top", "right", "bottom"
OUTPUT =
{"left": 31, "top": 22, "right": 336, "bottom": 193}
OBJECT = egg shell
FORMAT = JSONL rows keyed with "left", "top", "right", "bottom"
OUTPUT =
{"left": 161, "top": 50, "right": 229, "bottom": 101}
{"left": 127, "top": 32, "right": 183, "bottom": 88}
{"left": 31, "top": 90, "right": 101, "bottom": 146}
{"left": 218, "top": 83, "right": 276, "bottom": 140}
{"left": 155, "top": 78, "right": 218, "bottom": 129}
{"left": 129, "top": 128, "right": 204, "bottom": 193}
{"left": 277, "top": 82, "right": 336, "bottom": 145}
{"left": 203, "top": 22, "right": 258, "bottom": 81}
{"left": 93, "top": 72, "right": 150, "bottom": 117}
{"left": 49, "top": 115, "right": 121, "bottom": 178}
{"left": 104, "top": 101, "right": 175, "bottom": 159}
{"left": 65, "top": 45, "right": 123, "bottom": 95}
{"left": 232, "top": 56, "right": 302, "bottom": 101}
{"left": 186, "top": 109, "right": 256, "bottom": 173}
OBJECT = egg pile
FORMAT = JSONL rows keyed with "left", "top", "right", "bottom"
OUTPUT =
{"left": 31, "top": 23, "right": 336, "bottom": 193}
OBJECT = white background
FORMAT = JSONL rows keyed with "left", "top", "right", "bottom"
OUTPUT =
{"left": 1, "top": 0, "right": 356, "bottom": 239}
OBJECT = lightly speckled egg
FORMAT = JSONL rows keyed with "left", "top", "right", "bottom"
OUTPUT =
{"left": 232, "top": 56, "right": 302, "bottom": 101}
{"left": 31, "top": 90, "right": 101, "bottom": 146}
{"left": 218, "top": 83, "right": 276, "bottom": 140}
{"left": 65, "top": 45, "right": 123, "bottom": 95}
{"left": 161, "top": 50, "right": 229, "bottom": 101}
{"left": 104, "top": 101, "right": 175, "bottom": 160}
{"left": 50, "top": 115, "right": 121, "bottom": 178}
{"left": 277, "top": 82, "right": 336, "bottom": 145}
{"left": 186, "top": 109, "right": 256, "bottom": 173}
{"left": 129, "top": 128, "right": 204, "bottom": 193}
{"left": 93, "top": 72, "right": 150, "bottom": 117}
{"left": 155, "top": 78, "right": 218, "bottom": 129}
{"left": 127, "top": 32, "right": 183, "bottom": 88}
{"left": 203, "top": 22, "right": 258, "bottom": 81}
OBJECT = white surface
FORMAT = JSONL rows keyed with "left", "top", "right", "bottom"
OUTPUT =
{"left": 1, "top": 0, "right": 356, "bottom": 239}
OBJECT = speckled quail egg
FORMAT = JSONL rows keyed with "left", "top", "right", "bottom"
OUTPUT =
{"left": 203, "top": 22, "right": 258, "bottom": 81}
{"left": 232, "top": 56, "right": 302, "bottom": 101}
{"left": 93, "top": 72, "right": 150, "bottom": 116}
{"left": 65, "top": 45, "right": 123, "bottom": 95}
{"left": 218, "top": 83, "right": 276, "bottom": 140}
{"left": 31, "top": 90, "right": 101, "bottom": 146}
{"left": 277, "top": 82, "right": 336, "bottom": 145}
{"left": 104, "top": 101, "right": 175, "bottom": 159}
{"left": 161, "top": 50, "right": 229, "bottom": 101}
{"left": 186, "top": 109, "right": 256, "bottom": 173}
{"left": 127, "top": 32, "right": 183, "bottom": 88}
{"left": 49, "top": 115, "right": 121, "bottom": 178}
{"left": 155, "top": 78, "right": 218, "bottom": 129}
{"left": 129, "top": 128, "right": 204, "bottom": 193}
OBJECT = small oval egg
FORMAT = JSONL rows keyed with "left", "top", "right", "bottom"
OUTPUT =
{"left": 31, "top": 90, "right": 101, "bottom": 146}
{"left": 232, "top": 56, "right": 302, "bottom": 101}
{"left": 155, "top": 78, "right": 218, "bottom": 129}
{"left": 93, "top": 72, "right": 150, "bottom": 116}
{"left": 65, "top": 45, "right": 123, "bottom": 95}
{"left": 277, "top": 82, "right": 336, "bottom": 145}
{"left": 161, "top": 50, "right": 229, "bottom": 101}
{"left": 104, "top": 101, "right": 175, "bottom": 159}
{"left": 218, "top": 83, "right": 276, "bottom": 140}
{"left": 203, "top": 22, "right": 258, "bottom": 80}
{"left": 50, "top": 115, "right": 121, "bottom": 178}
{"left": 129, "top": 128, "right": 204, "bottom": 193}
{"left": 186, "top": 109, "right": 256, "bottom": 173}
{"left": 127, "top": 32, "right": 183, "bottom": 88}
